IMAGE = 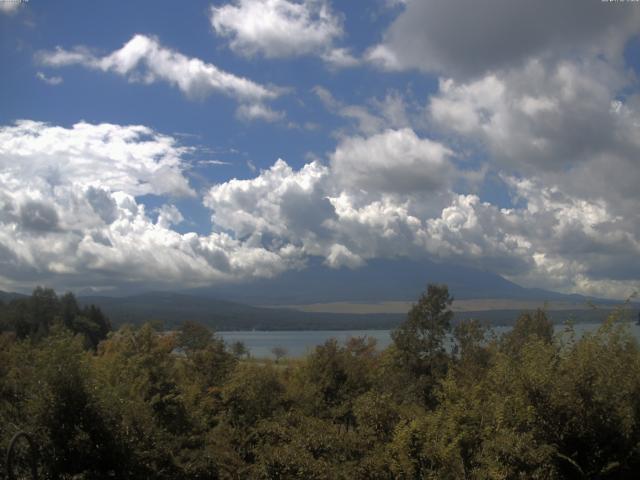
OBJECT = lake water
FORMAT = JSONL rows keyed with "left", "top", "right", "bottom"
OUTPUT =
{"left": 219, "top": 322, "right": 640, "bottom": 359}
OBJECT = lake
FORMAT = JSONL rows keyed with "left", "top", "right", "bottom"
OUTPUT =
{"left": 219, "top": 322, "right": 640, "bottom": 359}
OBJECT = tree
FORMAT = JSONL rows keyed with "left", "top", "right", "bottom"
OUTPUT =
{"left": 502, "top": 308, "right": 554, "bottom": 355}
{"left": 231, "top": 340, "right": 249, "bottom": 359}
{"left": 177, "top": 320, "right": 213, "bottom": 352}
{"left": 59, "top": 291, "right": 81, "bottom": 329}
{"left": 452, "top": 318, "right": 493, "bottom": 383}
{"left": 220, "top": 364, "right": 286, "bottom": 428}
{"left": 271, "top": 346, "right": 288, "bottom": 363}
{"left": 29, "top": 286, "right": 59, "bottom": 337}
{"left": 57, "top": 292, "right": 111, "bottom": 349}
{"left": 24, "top": 327, "right": 123, "bottom": 478}
{"left": 391, "top": 284, "right": 453, "bottom": 405}
{"left": 8, "top": 287, "right": 60, "bottom": 340}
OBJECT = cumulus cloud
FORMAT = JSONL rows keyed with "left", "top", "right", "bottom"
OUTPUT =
{"left": 211, "top": 0, "right": 354, "bottom": 67}
{"left": 205, "top": 158, "right": 333, "bottom": 244}
{"left": 36, "top": 34, "right": 282, "bottom": 120}
{"left": 19, "top": 201, "right": 60, "bottom": 234}
{"left": 430, "top": 60, "right": 633, "bottom": 170}
{"left": 200, "top": 123, "right": 640, "bottom": 297}
{"left": 330, "top": 128, "right": 455, "bottom": 194}
{"left": 156, "top": 204, "right": 184, "bottom": 229}
{"left": 0, "top": 120, "right": 305, "bottom": 291}
{"left": 369, "top": 0, "right": 640, "bottom": 77}
{"left": 325, "top": 243, "right": 364, "bottom": 269}
{"left": 429, "top": 58, "right": 640, "bottom": 227}
{"left": 494, "top": 179, "right": 640, "bottom": 297}
{"left": 0, "top": 120, "right": 195, "bottom": 244}
{"left": 5, "top": 2, "right": 637, "bottom": 299}
{"left": 336, "top": 185, "right": 639, "bottom": 298}
{"left": 415, "top": 46, "right": 640, "bottom": 297}
{"left": 200, "top": 130, "right": 485, "bottom": 274}
{"left": 1, "top": 113, "right": 637, "bottom": 297}
{"left": 202, "top": 128, "right": 461, "bottom": 257}
{"left": 86, "top": 187, "right": 118, "bottom": 225}
{"left": 0, "top": 120, "right": 194, "bottom": 197}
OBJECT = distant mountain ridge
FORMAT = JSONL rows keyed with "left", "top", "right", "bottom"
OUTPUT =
{"left": 1, "top": 258, "right": 625, "bottom": 331}
{"left": 75, "top": 291, "right": 624, "bottom": 331}
{"left": 77, "top": 291, "right": 403, "bottom": 331}
{"left": 186, "top": 257, "right": 595, "bottom": 305}
{"left": 0, "top": 289, "right": 627, "bottom": 333}
{"left": 0, "top": 290, "right": 27, "bottom": 303}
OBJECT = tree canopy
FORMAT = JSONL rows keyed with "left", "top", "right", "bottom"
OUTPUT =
{"left": 2, "top": 284, "right": 640, "bottom": 478}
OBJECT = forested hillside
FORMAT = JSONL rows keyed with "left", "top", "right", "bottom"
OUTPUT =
{"left": 1, "top": 285, "right": 640, "bottom": 478}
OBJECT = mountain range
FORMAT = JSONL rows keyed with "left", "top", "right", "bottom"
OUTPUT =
{"left": 2, "top": 258, "right": 630, "bottom": 330}
{"left": 185, "top": 257, "right": 592, "bottom": 305}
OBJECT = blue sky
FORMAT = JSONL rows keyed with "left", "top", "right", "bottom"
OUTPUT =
{"left": 1, "top": 0, "right": 639, "bottom": 298}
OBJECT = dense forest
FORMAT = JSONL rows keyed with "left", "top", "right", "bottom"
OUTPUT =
{"left": 1, "top": 285, "right": 640, "bottom": 479}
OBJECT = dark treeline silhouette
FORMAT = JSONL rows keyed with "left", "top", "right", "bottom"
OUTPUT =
{"left": 0, "top": 287, "right": 110, "bottom": 348}
{"left": 1, "top": 285, "right": 640, "bottom": 478}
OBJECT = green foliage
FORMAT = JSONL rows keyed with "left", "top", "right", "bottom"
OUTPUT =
{"left": 393, "top": 284, "right": 454, "bottom": 366}
{"left": 391, "top": 283, "right": 454, "bottom": 406}
{"left": 177, "top": 319, "right": 213, "bottom": 351}
{"left": 231, "top": 340, "right": 249, "bottom": 358}
{"left": 451, "top": 318, "right": 494, "bottom": 383}
{"left": 502, "top": 308, "right": 554, "bottom": 355}
{"left": 2, "top": 285, "right": 640, "bottom": 478}
{"left": 293, "top": 337, "right": 378, "bottom": 427}
{"left": 1, "top": 327, "right": 123, "bottom": 478}
{"left": 0, "top": 287, "right": 111, "bottom": 348}
{"left": 221, "top": 364, "right": 286, "bottom": 428}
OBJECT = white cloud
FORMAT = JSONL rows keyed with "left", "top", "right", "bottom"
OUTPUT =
{"left": 330, "top": 128, "right": 455, "bottom": 194}
{"left": 369, "top": 0, "right": 640, "bottom": 77}
{"left": 1, "top": 116, "right": 638, "bottom": 297}
{"left": 365, "top": 44, "right": 403, "bottom": 71}
{"left": 0, "top": 120, "right": 305, "bottom": 291}
{"left": 156, "top": 204, "right": 184, "bottom": 229}
{"left": 419, "top": 52, "right": 640, "bottom": 297}
{"left": 35, "top": 72, "right": 63, "bottom": 85}
{"left": 496, "top": 180, "right": 640, "bottom": 297}
{"left": 36, "top": 34, "right": 282, "bottom": 119}
{"left": 200, "top": 121, "right": 640, "bottom": 297}
{"left": 236, "top": 103, "right": 285, "bottom": 122}
{"left": 430, "top": 59, "right": 631, "bottom": 167}
{"left": 414, "top": 189, "right": 640, "bottom": 298}
{"left": 321, "top": 47, "right": 360, "bottom": 68}
{"left": 333, "top": 104, "right": 384, "bottom": 136}
{"left": 0, "top": 1, "right": 21, "bottom": 14}
{"left": 325, "top": 243, "right": 364, "bottom": 269}
{"left": 313, "top": 86, "right": 413, "bottom": 135}
{"left": 202, "top": 128, "right": 460, "bottom": 257}
{"left": 198, "top": 159, "right": 231, "bottom": 166}
{"left": 383, "top": 0, "right": 408, "bottom": 7}
{"left": 204, "top": 158, "right": 332, "bottom": 244}
{"left": 211, "top": 0, "right": 352, "bottom": 66}
{"left": 313, "top": 85, "right": 339, "bottom": 109}
{"left": 0, "top": 120, "right": 194, "bottom": 197}
{"left": 429, "top": 59, "right": 640, "bottom": 219}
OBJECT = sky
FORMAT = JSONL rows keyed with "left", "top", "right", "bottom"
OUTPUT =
{"left": 0, "top": 0, "right": 639, "bottom": 299}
